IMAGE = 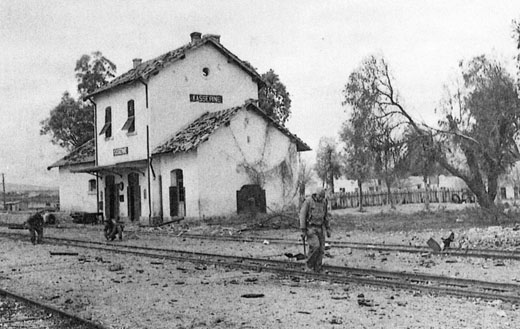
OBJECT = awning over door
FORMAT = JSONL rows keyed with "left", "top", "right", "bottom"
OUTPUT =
{"left": 71, "top": 159, "right": 148, "bottom": 177}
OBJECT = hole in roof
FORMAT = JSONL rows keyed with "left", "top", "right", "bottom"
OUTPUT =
{"left": 202, "top": 67, "right": 210, "bottom": 77}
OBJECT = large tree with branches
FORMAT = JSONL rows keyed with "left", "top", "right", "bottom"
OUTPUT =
{"left": 40, "top": 51, "right": 116, "bottom": 150}
{"left": 314, "top": 137, "right": 342, "bottom": 192}
{"left": 343, "top": 54, "right": 520, "bottom": 213}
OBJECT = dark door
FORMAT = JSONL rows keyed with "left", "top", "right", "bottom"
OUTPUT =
{"left": 169, "top": 169, "right": 185, "bottom": 217}
{"left": 127, "top": 173, "right": 141, "bottom": 221}
{"left": 236, "top": 184, "right": 266, "bottom": 214}
{"left": 104, "top": 175, "right": 119, "bottom": 219}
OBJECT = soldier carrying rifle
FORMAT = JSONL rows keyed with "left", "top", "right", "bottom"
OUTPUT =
{"left": 299, "top": 188, "right": 331, "bottom": 272}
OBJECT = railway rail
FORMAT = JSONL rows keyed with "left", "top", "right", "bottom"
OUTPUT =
{"left": 0, "top": 288, "right": 106, "bottom": 329}
{"left": 1, "top": 231, "right": 519, "bottom": 304}
{"left": 3, "top": 222, "right": 520, "bottom": 260}
{"left": 139, "top": 230, "right": 520, "bottom": 261}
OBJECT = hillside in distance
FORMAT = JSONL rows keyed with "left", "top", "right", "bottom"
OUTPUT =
{"left": 5, "top": 182, "right": 59, "bottom": 192}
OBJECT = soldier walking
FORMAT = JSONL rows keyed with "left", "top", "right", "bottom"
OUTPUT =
{"left": 299, "top": 188, "right": 331, "bottom": 272}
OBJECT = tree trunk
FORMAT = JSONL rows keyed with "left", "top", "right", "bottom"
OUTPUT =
{"left": 385, "top": 178, "right": 395, "bottom": 210}
{"left": 358, "top": 179, "right": 364, "bottom": 212}
{"left": 423, "top": 174, "right": 430, "bottom": 211}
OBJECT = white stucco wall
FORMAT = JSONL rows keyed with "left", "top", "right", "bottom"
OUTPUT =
{"left": 148, "top": 45, "right": 259, "bottom": 148}
{"left": 197, "top": 109, "right": 299, "bottom": 217}
{"left": 153, "top": 151, "right": 199, "bottom": 220}
{"left": 94, "top": 83, "right": 148, "bottom": 166}
{"left": 58, "top": 165, "right": 97, "bottom": 212}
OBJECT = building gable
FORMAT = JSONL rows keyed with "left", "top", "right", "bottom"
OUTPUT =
{"left": 86, "top": 33, "right": 263, "bottom": 99}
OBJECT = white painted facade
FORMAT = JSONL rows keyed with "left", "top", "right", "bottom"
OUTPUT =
{"left": 95, "top": 83, "right": 148, "bottom": 166}
{"left": 58, "top": 165, "right": 97, "bottom": 212}
{"left": 148, "top": 45, "right": 258, "bottom": 147}
{"left": 80, "top": 33, "right": 308, "bottom": 224}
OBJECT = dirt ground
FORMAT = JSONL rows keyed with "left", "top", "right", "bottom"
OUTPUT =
{"left": 1, "top": 203, "right": 519, "bottom": 328}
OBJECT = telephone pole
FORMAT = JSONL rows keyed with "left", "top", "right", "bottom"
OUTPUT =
{"left": 2, "top": 173, "right": 5, "bottom": 211}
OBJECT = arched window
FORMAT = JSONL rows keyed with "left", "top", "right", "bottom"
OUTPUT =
{"left": 122, "top": 100, "right": 135, "bottom": 133}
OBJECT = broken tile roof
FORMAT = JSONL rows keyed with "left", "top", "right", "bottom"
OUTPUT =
{"left": 152, "top": 101, "right": 311, "bottom": 156}
{"left": 47, "top": 139, "right": 95, "bottom": 170}
{"left": 86, "top": 34, "right": 263, "bottom": 98}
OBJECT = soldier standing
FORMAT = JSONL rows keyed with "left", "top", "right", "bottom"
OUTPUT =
{"left": 25, "top": 211, "right": 44, "bottom": 245}
{"left": 299, "top": 188, "right": 331, "bottom": 272}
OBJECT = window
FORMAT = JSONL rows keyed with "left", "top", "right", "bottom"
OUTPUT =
{"left": 99, "top": 107, "right": 112, "bottom": 138}
{"left": 88, "top": 179, "right": 96, "bottom": 193}
{"left": 122, "top": 100, "right": 135, "bottom": 133}
{"left": 500, "top": 187, "right": 507, "bottom": 199}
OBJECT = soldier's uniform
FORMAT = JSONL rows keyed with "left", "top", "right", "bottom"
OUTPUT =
{"left": 26, "top": 212, "right": 44, "bottom": 245}
{"left": 104, "top": 218, "right": 124, "bottom": 241}
{"left": 299, "top": 190, "right": 330, "bottom": 272}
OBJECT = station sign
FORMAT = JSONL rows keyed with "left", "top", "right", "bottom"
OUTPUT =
{"left": 113, "top": 147, "right": 128, "bottom": 156}
{"left": 189, "top": 94, "right": 223, "bottom": 103}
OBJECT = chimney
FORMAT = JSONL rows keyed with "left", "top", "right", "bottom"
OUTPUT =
{"left": 132, "top": 58, "right": 142, "bottom": 69}
{"left": 190, "top": 32, "right": 202, "bottom": 43}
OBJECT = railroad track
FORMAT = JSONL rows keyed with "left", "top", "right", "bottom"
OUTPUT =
{"left": 2, "top": 232, "right": 519, "bottom": 304}
{"left": 3, "top": 222, "right": 520, "bottom": 260}
{"left": 136, "top": 230, "right": 520, "bottom": 261}
{"left": 0, "top": 288, "right": 106, "bottom": 329}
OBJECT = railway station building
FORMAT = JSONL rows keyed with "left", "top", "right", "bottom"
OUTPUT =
{"left": 48, "top": 32, "right": 310, "bottom": 225}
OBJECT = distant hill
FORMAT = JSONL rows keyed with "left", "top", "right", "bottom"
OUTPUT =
{"left": 5, "top": 183, "right": 59, "bottom": 192}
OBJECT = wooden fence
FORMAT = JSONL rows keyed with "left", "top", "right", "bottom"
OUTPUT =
{"left": 330, "top": 189, "right": 476, "bottom": 209}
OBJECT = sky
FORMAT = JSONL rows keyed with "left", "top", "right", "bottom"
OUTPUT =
{"left": 1, "top": 0, "right": 519, "bottom": 187}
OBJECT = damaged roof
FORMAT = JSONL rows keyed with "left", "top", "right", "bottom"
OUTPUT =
{"left": 152, "top": 101, "right": 311, "bottom": 156}
{"left": 47, "top": 139, "right": 95, "bottom": 170}
{"left": 86, "top": 34, "right": 263, "bottom": 98}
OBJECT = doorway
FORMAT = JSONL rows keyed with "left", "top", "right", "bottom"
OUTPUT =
{"left": 127, "top": 172, "right": 141, "bottom": 221}
{"left": 169, "top": 169, "right": 185, "bottom": 217}
{"left": 104, "top": 175, "right": 119, "bottom": 219}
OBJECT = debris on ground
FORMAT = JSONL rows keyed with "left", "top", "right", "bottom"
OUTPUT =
{"left": 240, "top": 293, "right": 264, "bottom": 298}
{"left": 427, "top": 238, "right": 442, "bottom": 252}
{"left": 49, "top": 251, "right": 79, "bottom": 256}
{"left": 108, "top": 263, "right": 124, "bottom": 272}
{"left": 441, "top": 232, "right": 455, "bottom": 250}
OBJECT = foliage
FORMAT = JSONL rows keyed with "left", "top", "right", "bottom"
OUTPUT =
{"left": 258, "top": 69, "right": 292, "bottom": 126}
{"left": 75, "top": 51, "right": 117, "bottom": 96}
{"left": 341, "top": 55, "right": 411, "bottom": 210}
{"left": 40, "top": 92, "right": 94, "bottom": 150}
{"left": 514, "top": 18, "right": 520, "bottom": 80}
{"left": 314, "top": 137, "right": 342, "bottom": 192}
{"left": 41, "top": 51, "right": 116, "bottom": 150}
{"left": 437, "top": 55, "right": 520, "bottom": 210}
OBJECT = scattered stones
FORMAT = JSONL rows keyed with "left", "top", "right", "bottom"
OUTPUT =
{"left": 108, "top": 264, "right": 124, "bottom": 272}
{"left": 497, "top": 310, "right": 507, "bottom": 317}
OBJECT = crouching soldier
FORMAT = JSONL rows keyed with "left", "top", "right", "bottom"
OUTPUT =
{"left": 25, "top": 211, "right": 44, "bottom": 245}
{"left": 299, "top": 188, "right": 331, "bottom": 272}
{"left": 104, "top": 217, "right": 124, "bottom": 241}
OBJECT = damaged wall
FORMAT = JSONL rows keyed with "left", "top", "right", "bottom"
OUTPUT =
{"left": 197, "top": 109, "right": 299, "bottom": 217}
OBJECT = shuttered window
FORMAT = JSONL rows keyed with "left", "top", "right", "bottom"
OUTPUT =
{"left": 122, "top": 100, "right": 135, "bottom": 133}
{"left": 99, "top": 107, "right": 112, "bottom": 138}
